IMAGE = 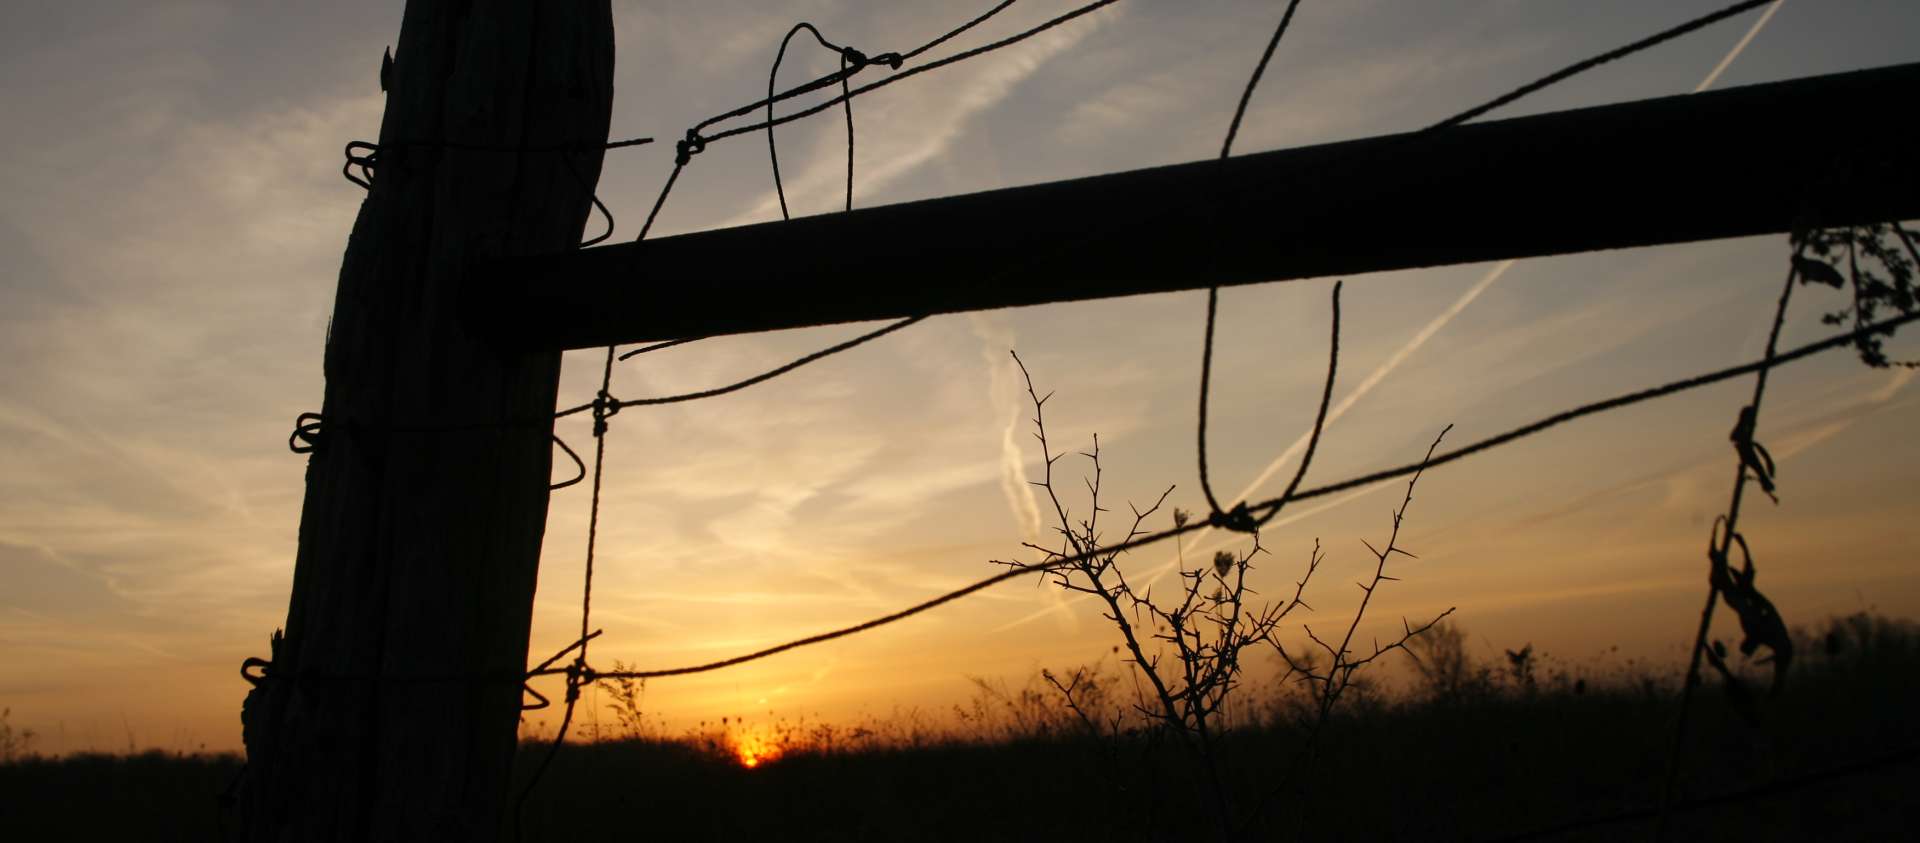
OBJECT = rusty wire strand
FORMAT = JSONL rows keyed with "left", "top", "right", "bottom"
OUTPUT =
{"left": 1196, "top": 0, "right": 1311, "bottom": 528}
{"left": 555, "top": 316, "right": 926, "bottom": 417}
{"left": 617, "top": 336, "right": 707, "bottom": 360}
{"left": 256, "top": 314, "right": 1918, "bottom": 736}
{"left": 765, "top": 23, "right": 862, "bottom": 220}
{"left": 1657, "top": 236, "right": 1808, "bottom": 835}
{"left": 701, "top": 0, "right": 1116, "bottom": 148}
{"left": 630, "top": 0, "right": 1036, "bottom": 239}
{"left": 1194, "top": 0, "right": 1776, "bottom": 529}
{"left": 515, "top": 346, "right": 618, "bottom": 841}
{"left": 1429, "top": 0, "right": 1774, "bottom": 132}
{"left": 534, "top": 312, "right": 1918, "bottom": 682}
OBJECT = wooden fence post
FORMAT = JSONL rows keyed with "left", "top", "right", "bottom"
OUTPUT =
{"left": 237, "top": 2, "right": 613, "bottom": 838}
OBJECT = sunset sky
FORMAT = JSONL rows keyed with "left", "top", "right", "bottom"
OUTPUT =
{"left": 3, "top": 0, "right": 1918, "bottom": 756}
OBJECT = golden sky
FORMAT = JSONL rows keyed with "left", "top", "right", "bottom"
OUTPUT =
{"left": 2, "top": 0, "right": 1918, "bottom": 756}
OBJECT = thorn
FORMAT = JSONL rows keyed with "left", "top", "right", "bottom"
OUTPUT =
{"left": 380, "top": 47, "right": 394, "bottom": 93}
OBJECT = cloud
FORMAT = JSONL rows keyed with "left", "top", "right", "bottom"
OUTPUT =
{"left": 971, "top": 314, "right": 1042, "bottom": 543}
{"left": 986, "top": 6, "right": 1798, "bottom": 633}
{"left": 721, "top": 3, "right": 1125, "bottom": 225}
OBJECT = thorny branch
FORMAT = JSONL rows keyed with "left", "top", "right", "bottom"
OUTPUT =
{"left": 999, "top": 351, "right": 1319, "bottom": 833}
{"left": 1244, "top": 425, "right": 1456, "bottom": 834}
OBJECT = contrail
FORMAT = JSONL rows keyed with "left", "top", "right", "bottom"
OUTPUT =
{"left": 995, "top": 4, "right": 1786, "bottom": 633}
{"left": 971, "top": 314, "right": 1043, "bottom": 543}
{"left": 1694, "top": 0, "right": 1784, "bottom": 93}
{"left": 1228, "top": 261, "right": 1513, "bottom": 502}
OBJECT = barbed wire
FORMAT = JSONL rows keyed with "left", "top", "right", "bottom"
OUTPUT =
{"left": 524, "top": 0, "right": 1815, "bottom": 706}
{"left": 1191, "top": 0, "right": 1776, "bottom": 532}
{"left": 511, "top": 4, "right": 1058, "bottom": 814}
{"left": 298, "top": 0, "right": 1032, "bottom": 466}
{"left": 276, "top": 288, "right": 1886, "bottom": 703}
{"left": 1196, "top": 0, "right": 1308, "bottom": 531}
{"left": 547, "top": 0, "right": 1789, "bottom": 478}
{"left": 555, "top": 316, "right": 926, "bottom": 417}
{"left": 513, "top": 345, "right": 618, "bottom": 842}
{"left": 538, "top": 310, "right": 1919, "bottom": 682}
{"left": 636, "top": 0, "right": 1110, "bottom": 240}
{"left": 270, "top": 1, "right": 1910, "bottom": 830}
{"left": 766, "top": 22, "right": 860, "bottom": 220}
{"left": 1658, "top": 228, "right": 1811, "bottom": 831}
{"left": 1433, "top": 0, "right": 1775, "bottom": 132}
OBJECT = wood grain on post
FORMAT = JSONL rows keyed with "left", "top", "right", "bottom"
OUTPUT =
{"left": 237, "top": 2, "right": 613, "bottom": 838}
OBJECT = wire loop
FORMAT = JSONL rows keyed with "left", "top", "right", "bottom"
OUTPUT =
{"left": 342, "top": 141, "right": 379, "bottom": 189}
{"left": 549, "top": 434, "right": 586, "bottom": 491}
{"left": 289, "top": 412, "right": 326, "bottom": 454}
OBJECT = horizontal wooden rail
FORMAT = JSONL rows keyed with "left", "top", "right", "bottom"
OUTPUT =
{"left": 475, "top": 62, "right": 1920, "bottom": 350}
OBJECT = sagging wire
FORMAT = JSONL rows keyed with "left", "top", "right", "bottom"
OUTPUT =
{"left": 534, "top": 310, "right": 1920, "bottom": 682}
{"left": 1195, "top": 0, "right": 1309, "bottom": 531}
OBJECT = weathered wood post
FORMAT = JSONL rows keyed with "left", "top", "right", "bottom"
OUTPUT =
{"left": 237, "top": 2, "right": 613, "bottom": 838}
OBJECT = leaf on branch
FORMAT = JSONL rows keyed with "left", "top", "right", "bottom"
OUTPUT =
{"left": 1792, "top": 255, "right": 1847, "bottom": 288}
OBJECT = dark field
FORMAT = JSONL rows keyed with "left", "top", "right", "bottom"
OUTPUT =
{"left": 4, "top": 613, "right": 1917, "bottom": 841}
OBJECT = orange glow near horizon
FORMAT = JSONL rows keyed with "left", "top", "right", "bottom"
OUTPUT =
{"left": 729, "top": 728, "right": 783, "bottom": 770}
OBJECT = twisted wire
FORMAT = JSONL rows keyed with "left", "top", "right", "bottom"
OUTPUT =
{"left": 546, "top": 312, "right": 1917, "bottom": 681}
{"left": 1196, "top": 0, "right": 1310, "bottom": 527}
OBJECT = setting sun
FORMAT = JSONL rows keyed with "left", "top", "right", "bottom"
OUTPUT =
{"left": 729, "top": 730, "right": 783, "bottom": 770}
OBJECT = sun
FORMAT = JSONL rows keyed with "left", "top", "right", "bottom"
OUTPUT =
{"left": 728, "top": 729, "right": 781, "bottom": 770}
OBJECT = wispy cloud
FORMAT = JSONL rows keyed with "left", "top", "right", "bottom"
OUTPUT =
{"left": 722, "top": 3, "right": 1125, "bottom": 225}
{"left": 990, "top": 2, "right": 1791, "bottom": 632}
{"left": 971, "top": 314, "right": 1042, "bottom": 543}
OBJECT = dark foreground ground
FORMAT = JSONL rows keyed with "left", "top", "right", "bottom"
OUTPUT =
{"left": 3, "top": 614, "right": 1916, "bottom": 841}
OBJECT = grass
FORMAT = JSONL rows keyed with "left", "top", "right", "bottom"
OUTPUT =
{"left": 3, "top": 613, "right": 1916, "bottom": 841}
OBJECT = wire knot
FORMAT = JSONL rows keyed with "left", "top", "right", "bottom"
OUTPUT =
{"left": 241, "top": 657, "right": 272, "bottom": 687}
{"left": 289, "top": 412, "right": 326, "bottom": 454}
{"left": 869, "top": 51, "right": 904, "bottom": 70}
{"left": 342, "top": 141, "right": 380, "bottom": 189}
{"left": 562, "top": 657, "right": 595, "bottom": 703}
{"left": 591, "top": 390, "right": 621, "bottom": 437}
{"left": 1208, "top": 502, "right": 1259, "bottom": 533}
{"left": 674, "top": 129, "right": 707, "bottom": 166}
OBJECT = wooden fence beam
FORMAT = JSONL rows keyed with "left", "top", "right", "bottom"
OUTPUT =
{"left": 478, "top": 61, "right": 1920, "bottom": 350}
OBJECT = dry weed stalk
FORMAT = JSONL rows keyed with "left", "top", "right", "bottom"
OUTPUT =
{"left": 595, "top": 661, "right": 653, "bottom": 740}
{"left": 1273, "top": 427, "right": 1457, "bottom": 729}
{"left": 0, "top": 707, "right": 36, "bottom": 763}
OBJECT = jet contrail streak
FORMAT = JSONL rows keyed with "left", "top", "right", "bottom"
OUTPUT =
{"left": 995, "top": 4, "right": 1786, "bottom": 633}
{"left": 1694, "top": 0, "right": 1784, "bottom": 94}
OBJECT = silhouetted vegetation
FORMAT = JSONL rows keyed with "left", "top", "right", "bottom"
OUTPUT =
{"left": 4, "top": 613, "right": 1916, "bottom": 840}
